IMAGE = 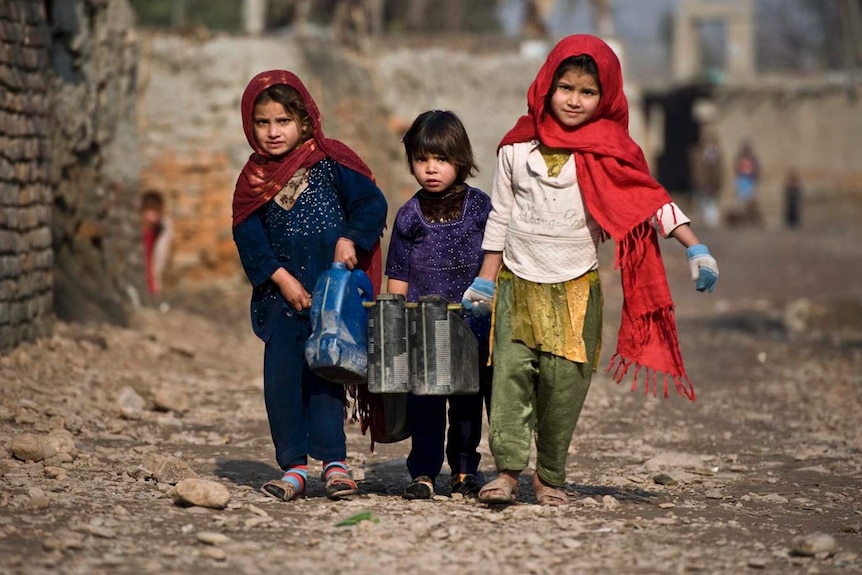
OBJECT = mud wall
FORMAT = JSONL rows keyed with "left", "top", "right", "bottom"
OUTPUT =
{"left": 712, "top": 78, "right": 862, "bottom": 222}
{"left": 0, "top": 1, "right": 53, "bottom": 352}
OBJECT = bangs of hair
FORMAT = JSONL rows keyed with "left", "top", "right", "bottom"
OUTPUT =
{"left": 402, "top": 110, "right": 477, "bottom": 182}
{"left": 254, "top": 84, "right": 313, "bottom": 140}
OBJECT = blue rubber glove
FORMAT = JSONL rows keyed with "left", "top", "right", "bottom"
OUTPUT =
{"left": 686, "top": 244, "right": 719, "bottom": 293}
{"left": 461, "top": 277, "right": 496, "bottom": 316}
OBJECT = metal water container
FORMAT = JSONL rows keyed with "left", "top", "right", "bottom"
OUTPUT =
{"left": 366, "top": 294, "right": 412, "bottom": 393}
{"left": 409, "top": 295, "right": 480, "bottom": 395}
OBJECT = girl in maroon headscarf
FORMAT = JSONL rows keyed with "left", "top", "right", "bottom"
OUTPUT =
{"left": 460, "top": 35, "right": 719, "bottom": 506}
{"left": 232, "top": 70, "right": 387, "bottom": 502}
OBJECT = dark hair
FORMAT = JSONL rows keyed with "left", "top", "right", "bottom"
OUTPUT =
{"left": 402, "top": 110, "right": 478, "bottom": 183}
{"left": 141, "top": 190, "right": 164, "bottom": 211}
{"left": 544, "top": 54, "right": 601, "bottom": 114}
{"left": 254, "top": 84, "right": 313, "bottom": 142}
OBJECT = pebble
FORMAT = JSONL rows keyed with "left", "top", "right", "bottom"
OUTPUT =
{"left": 653, "top": 473, "right": 677, "bottom": 486}
{"left": 43, "top": 466, "right": 67, "bottom": 480}
{"left": 791, "top": 532, "right": 837, "bottom": 557}
{"left": 153, "top": 386, "right": 190, "bottom": 413}
{"left": 196, "top": 531, "right": 232, "bottom": 546}
{"left": 200, "top": 547, "right": 227, "bottom": 561}
{"left": 11, "top": 434, "right": 56, "bottom": 462}
{"left": 117, "top": 386, "right": 147, "bottom": 418}
{"left": 172, "top": 478, "right": 231, "bottom": 509}
{"left": 141, "top": 454, "right": 199, "bottom": 484}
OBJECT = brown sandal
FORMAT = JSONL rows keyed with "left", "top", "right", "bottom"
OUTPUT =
{"left": 261, "top": 479, "right": 302, "bottom": 502}
{"left": 532, "top": 473, "right": 569, "bottom": 506}
{"left": 323, "top": 471, "right": 358, "bottom": 500}
{"left": 478, "top": 474, "right": 519, "bottom": 504}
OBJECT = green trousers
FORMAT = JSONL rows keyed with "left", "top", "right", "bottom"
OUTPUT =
{"left": 488, "top": 272, "right": 602, "bottom": 487}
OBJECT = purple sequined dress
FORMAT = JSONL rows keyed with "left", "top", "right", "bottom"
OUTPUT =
{"left": 385, "top": 185, "right": 491, "bottom": 340}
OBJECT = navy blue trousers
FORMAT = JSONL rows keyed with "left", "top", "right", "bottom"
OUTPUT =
{"left": 263, "top": 310, "right": 347, "bottom": 470}
{"left": 406, "top": 343, "right": 492, "bottom": 481}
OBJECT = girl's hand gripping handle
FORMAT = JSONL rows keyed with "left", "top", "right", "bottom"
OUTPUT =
{"left": 461, "top": 277, "right": 496, "bottom": 316}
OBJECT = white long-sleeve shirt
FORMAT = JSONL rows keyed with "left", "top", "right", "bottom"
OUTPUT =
{"left": 482, "top": 141, "right": 689, "bottom": 283}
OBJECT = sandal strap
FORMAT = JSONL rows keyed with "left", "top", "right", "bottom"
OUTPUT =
{"left": 325, "top": 471, "right": 356, "bottom": 488}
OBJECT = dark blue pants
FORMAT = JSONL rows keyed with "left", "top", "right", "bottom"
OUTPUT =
{"left": 406, "top": 343, "right": 492, "bottom": 481}
{"left": 263, "top": 310, "right": 347, "bottom": 470}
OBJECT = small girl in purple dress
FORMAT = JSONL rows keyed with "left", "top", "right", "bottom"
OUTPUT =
{"left": 385, "top": 110, "right": 492, "bottom": 499}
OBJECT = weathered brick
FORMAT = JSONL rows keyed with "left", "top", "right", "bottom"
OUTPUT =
{"left": 9, "top": 300, "right": 26, "bottom": 323}
{"left": 0, "top": 254, "right": 21, "bottom": 278}
{"left": 0, "top": 325, "right": 16, "bottom": 349}
{"left": 32, "top": 247, "right": 52, "bottom": 269}
{"left": 0, "top": 229, "right": 19, "bottom": 253}
{"left": 0, "top": 278, "right": 15, "bottom": 298}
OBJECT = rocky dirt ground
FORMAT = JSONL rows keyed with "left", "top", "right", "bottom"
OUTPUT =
{"left": 1, "top": 198, "right": 861, "bottom": 575}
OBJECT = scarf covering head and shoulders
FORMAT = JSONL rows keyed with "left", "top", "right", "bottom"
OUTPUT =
{"left": 500, "top": 34, "right": 694, "bottom": 400}
{"left": 231, "top": 69, "right": 382, "bottom": 292}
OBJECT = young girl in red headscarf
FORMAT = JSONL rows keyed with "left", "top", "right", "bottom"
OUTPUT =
{"left": 461, "top": 35, "right": 719, "bottom": 506}
{"left": 232, "top": 70, "right": 387, "bottom": 502}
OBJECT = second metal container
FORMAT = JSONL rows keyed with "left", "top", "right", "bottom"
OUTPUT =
{"left": 409, "top": 295, "right": 480, "bottom": 396}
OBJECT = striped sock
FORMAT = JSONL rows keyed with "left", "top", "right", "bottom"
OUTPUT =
{"left": 281, "top": 464, "right": 308, "bottom": 493}
{"left": 322, "top": 460, "right": 349, "bottom": 479}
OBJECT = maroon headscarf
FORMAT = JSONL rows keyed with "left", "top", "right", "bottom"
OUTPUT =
{"left": 232, "top": 70, "right": 382, "bottom": 292}
{"left": 501, "top": 35, "right": 694, "bottom": 400}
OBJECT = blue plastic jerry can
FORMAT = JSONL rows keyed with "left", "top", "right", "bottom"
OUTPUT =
{"left": 305, "top": 262, "right": 375, "bottom": 385}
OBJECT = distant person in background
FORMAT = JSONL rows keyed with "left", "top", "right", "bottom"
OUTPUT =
{"left": 731, "top": 139, "right": 762, "bottom": 226}
{"left": 690, "top": 128, "right": 723, "bottom": 228}
{"left": 386, "top": 110, "right": 493, "bottom": 500}
{"left": 141, "top": 190, "right": 173, "bottom": 297}
{"left": 784, "top": 169, "right": 803, "bottom": 228}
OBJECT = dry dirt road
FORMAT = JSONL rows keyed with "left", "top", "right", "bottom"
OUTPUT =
{"left": 1, "top": 199, "right": 861, "bottom": 575}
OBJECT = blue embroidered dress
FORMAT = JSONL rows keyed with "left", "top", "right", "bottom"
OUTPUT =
{"left": 233, "top": 158, "right": 387, "bottom": 469}
{"left": 386, "top": 185, "right": 491, "bottom": 340}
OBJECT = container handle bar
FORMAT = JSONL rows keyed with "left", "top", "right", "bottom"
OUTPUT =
{"left": 362, "top": 301, "right": 463, "bottom": 311}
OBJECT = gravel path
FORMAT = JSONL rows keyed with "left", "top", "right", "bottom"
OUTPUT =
{"left": 2, "top": 204, "right": 861, "bottom": 575}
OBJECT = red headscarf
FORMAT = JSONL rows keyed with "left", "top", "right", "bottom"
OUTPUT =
{"left": 501, "top": 35, "right": 694, "bottom": 400}
{"left": 232, "top": 70, "right": 382, "bottom": 292}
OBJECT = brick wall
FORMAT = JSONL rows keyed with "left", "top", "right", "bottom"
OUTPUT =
{"left": 1, "top": 0, "right": 139, "bottom": 354}
{"left": 0, "top": 1, "right": 54, "bottom": 353}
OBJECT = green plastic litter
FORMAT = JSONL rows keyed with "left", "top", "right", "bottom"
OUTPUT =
{"left": 335, "top": 511, "right": 380, "bottom": 527}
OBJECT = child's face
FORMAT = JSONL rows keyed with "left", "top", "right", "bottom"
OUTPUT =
{"left": 252, "top": 100, "right": 303, "bottom": 157}
{"left": 549, "top": 69, "right": 601, "bottom": 129}
{"left": 142, "top": 207, "right": 162, "bottom": 227}
{"left": 411, "top": 153, "right": 458, "bottom": 194}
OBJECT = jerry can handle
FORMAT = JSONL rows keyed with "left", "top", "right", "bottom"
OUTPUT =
{"left": 351, "top": 269, "right": 375, "bottom": 304}
{"left": 362, "top": 301, "right": 463, "bottom": 311}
